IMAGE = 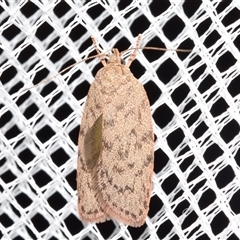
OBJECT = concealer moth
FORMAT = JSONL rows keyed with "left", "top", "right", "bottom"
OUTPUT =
{"left": 77, "top": 34, "right": 154, "bottom": 227}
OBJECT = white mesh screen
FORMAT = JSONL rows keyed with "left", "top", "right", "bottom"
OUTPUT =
{"left": 1, "top": 0, "right": 240, "bottom": 239}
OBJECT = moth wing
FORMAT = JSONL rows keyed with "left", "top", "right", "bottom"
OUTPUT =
{"left": 77, "top": 81, "right": 107, "bottom": 223}
{"left": 95, "top": 77, "right": 154, "bottom": 227}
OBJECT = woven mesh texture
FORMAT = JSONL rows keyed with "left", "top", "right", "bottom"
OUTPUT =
{"left": 1, "top": 1, "right": 240, "bottom": 239}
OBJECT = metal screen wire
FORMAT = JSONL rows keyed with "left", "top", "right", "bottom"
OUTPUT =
{"left": 1, "top": 1, "right": 240, "bottom": 239}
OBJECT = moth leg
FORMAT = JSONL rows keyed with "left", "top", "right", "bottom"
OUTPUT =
{"left": 126, "top": 34, "right": 142, "bottom": 68}
{"left": 91, "top": 36, "right": 107, "bottom": 66}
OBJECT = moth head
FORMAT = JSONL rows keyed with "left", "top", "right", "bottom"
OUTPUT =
{"left": 107, "top": 48, "right": 124, "bottom": 64}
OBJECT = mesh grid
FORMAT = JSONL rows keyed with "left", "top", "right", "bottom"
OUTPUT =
{"left": 1, "top": 0, "right": 240, "bottom": 239}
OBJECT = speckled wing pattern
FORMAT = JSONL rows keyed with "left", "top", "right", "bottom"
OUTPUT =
{"left": 77, "top": 36, "right": 154, "bottom": 227}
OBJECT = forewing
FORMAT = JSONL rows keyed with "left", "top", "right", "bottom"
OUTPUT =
{"left": 95, "top": 76, "right": 154, "bottom": 227}
{"left": 77, "top": 80, "right": 107, "bottom": 223}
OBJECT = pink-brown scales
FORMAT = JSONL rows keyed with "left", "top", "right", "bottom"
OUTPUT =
{"left": 77, "top": 35, "right": 154, "bottom": 227}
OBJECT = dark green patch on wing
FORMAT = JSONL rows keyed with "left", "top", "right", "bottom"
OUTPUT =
{"left": 84, "top": 114, "right": 103, "bottom": 170}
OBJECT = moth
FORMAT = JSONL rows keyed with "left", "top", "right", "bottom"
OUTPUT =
{"left": 77, "top": 34, "right": 154, "bottom": 227}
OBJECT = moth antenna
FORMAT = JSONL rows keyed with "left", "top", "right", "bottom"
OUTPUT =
{"left": 125, "top": 34, "right": 142, "bottom": 68}
{"left": 91, "top": 36, "right": 107, "bottom": 66}
{"left": 20, "top": 53, "right": 105, "bottom": 94}
{"left": 140, "top": 46, "right": 192, "bottom": 52}
{"left": 121, "top": 46, "right": 192, "bottom": 56}
{"left": 21, "top": 35, "right": 191, "bottom": 95}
